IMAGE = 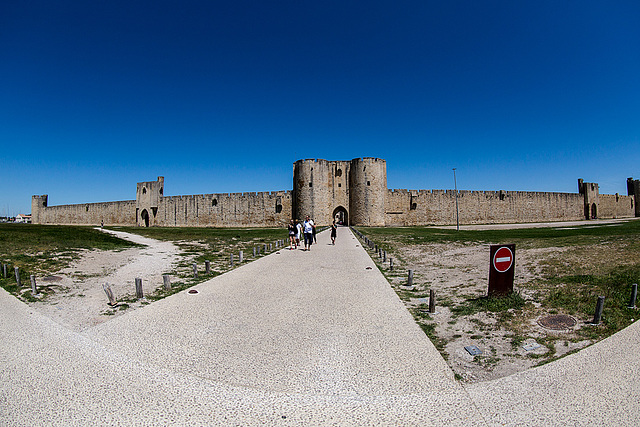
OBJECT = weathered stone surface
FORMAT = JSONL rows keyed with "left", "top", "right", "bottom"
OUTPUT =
{"left": 31, "top": 160, "right": 638, "bottom": 227}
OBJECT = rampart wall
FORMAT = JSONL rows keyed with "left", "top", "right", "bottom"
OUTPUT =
{"left": 156, "top": 191, "right": 292, "bottom": 227}
{"left": 30, "top": 163, "right": 640, "bottom": 228}
{"left": 32, "top": 198, "right": 136, "bottom": 226}
{"left": 597, "top": 194, "right": 635, "bottom": 219}
{"left": 387, "top": 189, "right": 584, "bottom": 226}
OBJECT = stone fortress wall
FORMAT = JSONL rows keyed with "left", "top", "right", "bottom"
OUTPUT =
{"left": 32, "top": 159, "right": 639, "bottom": 227}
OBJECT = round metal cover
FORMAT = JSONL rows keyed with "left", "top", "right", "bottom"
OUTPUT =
{"left": 538, "top": 314, "right": 576, "bottom": 330}
{"left": 188, "top": 289, "right": 199, "bottom": 294}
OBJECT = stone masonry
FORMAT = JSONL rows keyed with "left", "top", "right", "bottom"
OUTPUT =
{"left": 31, "top": 159, "right": 639, "bottom": 227}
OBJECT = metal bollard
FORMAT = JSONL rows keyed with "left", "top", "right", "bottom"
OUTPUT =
{"left": 15, "top": 267, "right": 21, "bottom": 287}
{"left": 230, "top": 254, "right": 234, "bottom": 266}
{"left": 629, "top": 283, "right": 638, "bottom": 309}
{"left": 253, "top": 247, "right": 256, "bottom": 257}
{"left": 429, "top": 289, "right": 436, "bottom": 313}
{"left": 2, "top": 263, "right": 6, "bottom": 278}
{"left": 264, "top": 244, "right": 267, "bottom": 253}
{"left": 192, "top": 263, "right": 198, "bottom": 278}
{"left": 205, "top": 260, "right": 211, "bottom": 275}
{"left": 239, "top": 251, "right": 243, "bottom": 263}
{"left": 390, "top": 258, "right": 393, "bottom": 271}
{"left": 408, "top": 269, "right": 413, "bottom": 286}
{"left": 383, "top": 251, "right": 386, "bottom": 262}
{"left": 30, "top": 275, "right": 38, "bottom": 295}
{"left": 163, "top": 275, "right": 171, "bottom": 291}
{"left": 592, "top": 296, "right": 605, "bottom": 325}
{"left": 135, "top": 278, "right": 143, "bottom": 299}
{"left": 269, "top": 243, "right": 272, "bottom": 251}
{"left": 103, "top": 283, "right": 116, "bottom": 305}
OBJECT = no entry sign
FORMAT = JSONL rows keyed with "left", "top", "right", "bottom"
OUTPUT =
{"left": 488, "top": 244, "right": 515, "bottom": 297}
{"left": 493, "top": 246, "right": 514, "bottom": 273}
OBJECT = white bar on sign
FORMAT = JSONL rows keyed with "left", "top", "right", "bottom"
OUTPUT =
{"left": 496, "top": 257, "right": 511, "bottom": 263}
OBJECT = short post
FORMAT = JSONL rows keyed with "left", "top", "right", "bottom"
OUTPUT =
{"left": 382, "top": 251, "right": 386, "bottom": 262}
{"left": 239, "top": 251, "right": 244, "bottom": 263}
{"left": 264, "top": 244, "right": 267, "bottom": 253}
{"left": 269, "top": 243, "right": 272, "bottom": 251}
{"left": 163, "top": 275, "right": 171, "bottom": 291}
{"left": 15, "top": 267, "right": 21, "bottom": 287}
{"left": 30, "top": 275, "right": 38, "bottom": 295}
{"left": 230, "top": 254, "right": 234, "bottom": 266}
{"left": 205, "top": 260, "right": 211, "bottom": 275}
{"left": 629, "top": 283, "right": 638, "bottom": 309}
{"left": 2, "top": 263, "right": 6, "bottom": 278}
{"left": 192, "top": 263, "right": 198, "bottom": 278}
{"left": 408, "top": 269, "right": 413, "bottom": 286}
{"left": 135, "top": 278, "right": 143, "bottom": 299}
{"left": 592, "top": 296, "right": 605, "bottom": 325}
{"left": 390, "top": 258, "right": 393, "bottom": 271}
{"left": 253, "top": 247, "right": 256, "bottom": 257}
{"left": 103, "top": 283, "right": 116, "bottom": 305}
{"left": 429, "top": 289, "right": 436, "bottom": 313}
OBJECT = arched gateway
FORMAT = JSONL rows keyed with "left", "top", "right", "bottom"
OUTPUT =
{"left": 333, "top": 206, "right": 348, "bottom": 226}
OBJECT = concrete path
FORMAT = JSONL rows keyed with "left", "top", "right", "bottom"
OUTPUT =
{"left": 1, "top": 227, "right": 639, "bottom": 425}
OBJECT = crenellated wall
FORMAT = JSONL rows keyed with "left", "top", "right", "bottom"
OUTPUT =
{"left": 385, "top": 189, "right": 587, "bottom": 226}
{"left": 31, "top": 197, "right": 136, "bottom": 226}
{"left": 157, "top": 191, "right": 292, "bottom": 227}
{"left": 31, "top": 162, "right": 640, "bottom": 227}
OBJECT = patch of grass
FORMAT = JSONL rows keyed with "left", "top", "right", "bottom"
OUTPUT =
{"left": 0, "top": 224, "right": 139, "bottom": 275}
{"left": 451, "top": 292, "right": 526, "bottom": 317}
{"left": 542, "top": 265, "right": 640, "bottom": 339}
{"left": 419, "top": 322, "right": 448, "bottom": 359}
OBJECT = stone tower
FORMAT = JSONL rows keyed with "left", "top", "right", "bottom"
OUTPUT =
{"left": 31, "top": 194, "right": 48, "bottom": 224}
{"left": 292, "top": 158, "right": 386, "bottom": 226}
{"left": 628, "top": 177, "right": 640, "bottom": 217}
{"left": 578, "top": 179, "right": 600, "bottom": 219}
{"left": 349, "top": 158, "right": 387, "bottom": 226}
{"left": 136, "top": 177, "right": 164, "bottom": 227}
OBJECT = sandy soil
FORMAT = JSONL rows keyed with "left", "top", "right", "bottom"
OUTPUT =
{"left": 28, "top": 229, "right": 183, "bottom": 332}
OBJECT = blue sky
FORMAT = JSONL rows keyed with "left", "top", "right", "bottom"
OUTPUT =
{"left": 1, "top": 1, "right": 639, "bottom": 216}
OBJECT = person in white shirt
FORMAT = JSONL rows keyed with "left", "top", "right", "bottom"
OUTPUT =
{"left": 295, "top": 220, "right": 303, "bottom": 248}
{"left": 303, "top": 215, "right": 315, "bottom": 251}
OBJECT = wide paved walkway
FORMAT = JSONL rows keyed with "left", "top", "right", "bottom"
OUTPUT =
{"left": 1, "top": 227, "right": 639, "bottom": 425}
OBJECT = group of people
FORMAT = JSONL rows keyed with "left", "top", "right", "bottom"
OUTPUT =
{"left": 288, "top": 216, "right": 338, "bottom": 250}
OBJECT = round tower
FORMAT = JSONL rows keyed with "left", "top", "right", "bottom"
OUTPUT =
{"left": 349, "top": 158, "right": 387, "bottom": 226}
{"left": 293, "top": 159, "right": 334, "bottom": 223}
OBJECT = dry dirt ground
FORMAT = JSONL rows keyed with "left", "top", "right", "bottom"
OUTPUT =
{"left": 376, "top": 218, "right": 637, "bottom": 383}
{"left": 28, "top": 229, "right": 184, "bottom": 332}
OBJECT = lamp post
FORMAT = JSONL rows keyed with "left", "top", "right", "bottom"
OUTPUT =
{"left": 453, "top": 168, "right": 459, "bottom": 231}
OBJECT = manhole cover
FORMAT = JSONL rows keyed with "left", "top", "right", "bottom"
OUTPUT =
{"left": 41, "top": 276, "right": 62, "bottom": 282}
{"left": 538, "top": 314, "right": 576, "bottom": 330}
{"left": 188, "top": 289, "right": 199, "bottom": 294}
{"left": 366, "top": 267, "right": 372, "bottom": 270}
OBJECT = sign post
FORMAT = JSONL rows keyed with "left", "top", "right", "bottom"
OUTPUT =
{"left": 488, "top": 244, "right": 515, "bottom": 297}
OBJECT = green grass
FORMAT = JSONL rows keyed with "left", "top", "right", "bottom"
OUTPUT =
{"left": 0, "top": 224, "right": 138, "bottom": 273}
{"left": 357, "top": 219, "right": 640, "bottom": 248}
{"left": 451, "top": 292, "right": 526, "bottom": 317}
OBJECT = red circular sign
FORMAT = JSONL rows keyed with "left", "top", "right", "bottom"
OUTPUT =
{"left": 493, "top": 247, "right": 513, "bottom": 273}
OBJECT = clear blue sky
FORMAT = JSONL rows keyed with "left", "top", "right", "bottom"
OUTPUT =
{"left": 1, "top": 1, "right": 639, "bottom": 216}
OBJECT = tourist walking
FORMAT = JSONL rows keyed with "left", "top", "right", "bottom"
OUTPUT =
{"left": 303, "top": 216, "right": 314, "bottom": 251}
{"left": 288, "top": 219, "right": 297, "bottom": 250}
{"left": 312, "top": 218, "right": 317, "bottom": 243}
{"left": 295, "top": 220, "right": 303, "bottom": 248}
{"left": 330, "top": 221, "right": 337, "bottom": 245}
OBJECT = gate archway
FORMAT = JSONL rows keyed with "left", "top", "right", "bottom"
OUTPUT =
{"left": 332, "top": 206, "right": 348, "bottom": 226}
{"left": 141, "top": 209, "right": 150, "bottom": 227}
